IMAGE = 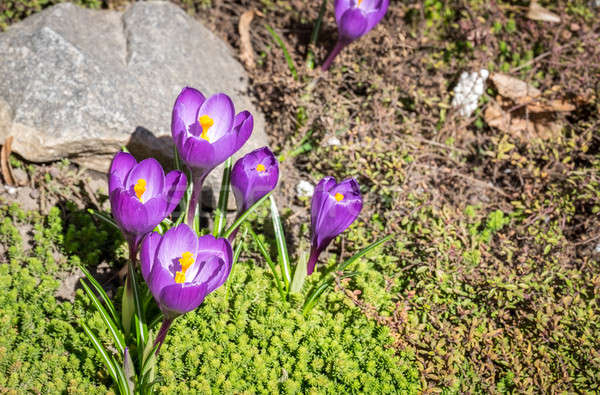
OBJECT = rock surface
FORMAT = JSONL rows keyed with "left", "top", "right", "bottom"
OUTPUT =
{"left": 0, "top": 2, "right": 268, "bottom": 207}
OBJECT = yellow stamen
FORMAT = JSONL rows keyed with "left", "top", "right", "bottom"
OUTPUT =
{"left": 198, "top": 115, "right": 214, "bottom": 142}
{"left": 174, "top": 271, "right": 186, "bottom": 284}
{"left": 179, "top": 251, "right": 195, "bottom": 272}
{"left": 134, "top": 179, "right": 146, "bottom": 201}
{"left": 334, "top": 192, "right": 344, "bottom": 202}
{"left": 357, "top": 0, "right": 363, "bottom": 5}
{"left": 256, "top": 163, "right": 266, "bottom": 172}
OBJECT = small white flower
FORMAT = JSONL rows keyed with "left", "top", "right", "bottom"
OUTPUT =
{"left": 452, "top": 69, "right": 489, "bottom": 118}
{"left": 296, "top": 180, "right": 314, "bottom": 198}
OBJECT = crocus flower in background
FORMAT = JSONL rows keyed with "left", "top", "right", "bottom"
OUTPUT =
{"left": 108, "top": 152, "right": 187, "bottom": 259}
{"left": 307, "top": 177, "right": 362, "bottom": 275}
{"left": 140, "top": 224, "right": 233, "bottom": 351}
{"left": 229, "top": 147, "right": 279, "bottom": 241}
{"left": 171, "top": 87, "right": 253, "bottom": 225}
{"left": 321, "top": 0, "right": 390, "bottom": 71}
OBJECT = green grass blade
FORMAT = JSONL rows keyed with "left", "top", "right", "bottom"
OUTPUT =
{"left": 80, "top": 279, "right": 125, "bottom": 355}
{"left": 175, "top": 167, "right": 193, "bottom": 227}
{"left": 81, "top": 321, "right": 118, "bottom": 384}
{"left": 174, "top": 145, "right": 182, "bottom": 172}
{"left": 78, "top": 264, "right": 119, "bottom": 324}
{"left": 264, "top": 23, "right": 297, "bottom": 80}
{"left": 270, "top": 195, "right": 291, "bottom": 288}
{"left": 248, "top": 226, "right": 286, "bottom": 300}
{"left": 221, "top": 192, "right": 272, "bottom": 239}
{"left": 338, "top": 234, "right": 394, "bottom": 272}
{"left": 87, "top": 209, "right": 119, "bottom": 232}
{"left": 306, "top": 0, "right": 328, "bottom": 70}
{"left": 213, "top": 157, "right": 233, "bottom": 237}
{"left": 302, "top": 272, "right": 359, "bottom": 315}
{"left": 128, "top": 260, "right": 148, "bottom": 348}
{"left": 225, "top": 226, "right": 247, "bottom": 300}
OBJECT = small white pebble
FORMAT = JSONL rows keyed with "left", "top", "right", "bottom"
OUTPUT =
{"left": 595, "top": 243, "right": 600, "bottom": 254}
{"left": 296, "top": 180, "right": 314, "bottom": 198}
{"left": 326, "top": 137, "right": 341, "bottom": 146}
{"left": 451, "top": 69, "right": 489, "bottom": 118}
{"left": 4, "top": 185, "right": 17, "bottom": 195}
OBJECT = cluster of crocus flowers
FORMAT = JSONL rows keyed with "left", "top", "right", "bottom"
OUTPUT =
{"left": 307, "top": 177, "right": 363, "bottom": 275}
{"left": 321, "top": 0, "right": 389, "bottom": 70}
{"left": 108, "top": 152, "right": 187, "bottom": 258}
{"left": 141, "top": 224, "right": 232, "bottom": 351}
{"left": 171, "top": 87, "right": 254, "bottom": 224}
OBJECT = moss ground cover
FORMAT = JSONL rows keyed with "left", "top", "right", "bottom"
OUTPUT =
{"left": 1, "top": 0, "right": 600, "bottom": 392}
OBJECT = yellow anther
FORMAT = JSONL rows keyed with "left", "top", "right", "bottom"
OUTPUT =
{"left": 198, "top": 115, "right": 214, "bottom": 142}
{"left": 174, "top": 271, "right": 186, "bottom": 284}
{"left": 256, "top": 163, "right": 266, "bottom": 172}
{"left": 134, "top": 179, "right": 146, "bottom": 201}
{"left": 357, "top": 0, "right": 363, "bottom": 5}
{"left": 179, "top": 251, "right": 195, "bottom": 272}
{"left": 334, "top": 192, "right": 344, "bottom": 202}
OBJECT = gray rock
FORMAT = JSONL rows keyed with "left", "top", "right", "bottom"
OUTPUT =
{"left": 0, "top": 2, "right": 268, "bottom": 207}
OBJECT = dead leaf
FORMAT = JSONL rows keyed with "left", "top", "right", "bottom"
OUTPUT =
{"left": 484, "top": 99, "right": 563, "bottom": 140}
{"left": 527, "top": 1, "right": 561, "bottom": 23}
{"left": 1, "top": 136, "right": 15, "bottom": 186}
{"left": 490, "top": 73, "right": 541, "bottom": 105}
{"left": 239, "top": 10, "right": 255, "bottom": 69}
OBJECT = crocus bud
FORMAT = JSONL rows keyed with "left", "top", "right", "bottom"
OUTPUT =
{"left": 307, "top": 177, "right": 362, "bottom": 275}
{"left": 108, "top": 152, "right": 187, "bottom": 253}
{"left": 171, "top": 87, "right": 253, "bottom": 225}
{"left": 322, "top": 0, "right": 389, "bottom": 71}
{"left": 140, "top": 224, "right": 232, "bottom": 319}
{"left": 231, "top": 147, "right": 279, "bottom": 214}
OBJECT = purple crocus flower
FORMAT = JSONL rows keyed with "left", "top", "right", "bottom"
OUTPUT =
{"left": 171, "top": 87, "right": 253, "bottom": 225}
{"left": 321, "top": 0, "right": 389, "bottom": 71}
{"left": 140, "top": 224, "right": 232, "bottom": 351}
{"left": 108, "top": 152, "right": 187, "bottom": 259}
{"left": 307, "top": 177, "right": 362, "bottom": 275}
{"left": 228, "top": 147, "right": 279, "bottom": 242}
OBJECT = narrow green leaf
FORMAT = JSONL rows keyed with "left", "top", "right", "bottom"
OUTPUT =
{"left": 87, "top": 209, "right": 119, "bottom": 232}
{"left": 213, "top": 157, "right": 233, "bottom": 237}
{"left": 81, "top": 322, "right": 118, "bottom": 384}
{"left": 264, "top": 23, "right": 297, "bottom": 80}
{"left": 123, "top": 347, "right": 135, "bottom": 394}
{"left": 175, "top": 167, "right": 193, "bottom": 227}
{"left": 78, "top": 264, "right": 118, "bottom": 324}
{"left": 303, "top": 272, "right": 359, "bottom": 315}
{"left": 290, "top": 250, "right": 308, "bottom": 294}
{"left": 338, "top": 234, "right": 394, "bottom": 272}
{"left": 121, "top": 276, "right": 134, "bottom": 338}
{"left": 248, "top": 226, "right": 285, "bottom": 300}
{"left": 113, "top": 354, "right": 131, "bottom": 395}
{"left": 225, "top": 226, "right": 247, "bottom": 301}
{"left": 80, "top": 279, "right": 125, "bottom": 355}
{"left": 306, "top": 0, "right": 328, "bottom": 70}
{"left": 174, "top": 145, "right": 182, "bottom": 172}
{"left": 128, "top": 260, "right": 147, "bottom": 349}
{"left": 270, "top": 195, "right": 291, "bottom": 288}
{"left": 221, "top": 192, "right": 272, "bottom": 239}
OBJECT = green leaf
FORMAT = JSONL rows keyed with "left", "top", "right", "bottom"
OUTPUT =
{"left": 87, "top": 209, "right": 119, "bottom": 232}
{"left": 123, "top": 347, "right": 135, "bottom": 394}
{"left": 128, "top": 260, "right": 148, "bottom": 354}
{"left": 225, "top": 226, "right": 247, "bottom": 300}
{"left": 270, "top": 195, "right": 291, "bottom": 288}
{"left": 305, "top": 0, "right": 328, "bottom": 70}
{"left": 338, "top": 234, "right": 394, "bottom": 272}
{"left": 81, "top": 321, "right": 118, "bottom": 384}
{"left": 264, "top": 23, "right": 297, "bottom": 80}
{"left": 213, "top": 157, "right": 233, "bottom": 237}
{"left": 121, "top": 276, "right": 135, "bottom": 338}
{"left": 303, "top": 272, "right": 359, "bottom": 315}
{"left": 78, "top": 264, "right": 119, "bottom": 324}
{"left": 80, "top": 279, "right": 125, "bottom": 355}
{"left": 248, "top": 226, "right": 286, "bottom": 300}
{"left": 290, "top": 250, "right": 308, "bottom": 294}
{"left": 175, "top": 167, "right": 193, "bottom": 227}
{"left": 221, "top": 192, "right": 272, "bottom": 239}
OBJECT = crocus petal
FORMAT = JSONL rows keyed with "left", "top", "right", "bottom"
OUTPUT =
{"left": 196, "top": 93, "right": 235, "bottom": 142}
{"left": 156, "top": 224, "right": 200, "bottom": 275}
{"left": 310, "top": 177, "right": 338, "bottom": 234}
{"left": 231, "top": 146, "right": 279, "bottom": 212}
{"left": 159, "top": 282, "right": 208, "bottom": 317}
{"left": 125, "top": 158, "right": 165, "bottom": 201}
{"left": 205, "top": 132, "right": 238, "bottom": 167}
{"left": 181, "top": 136, "right": 215, "bottom": 172}
{"left": 140, "top": 231, "right": 162, "bottom": 282}
{"left": 357, "top": 0, "right": 381, "bottom": 12}
{"left": 173, "top": 87, "right": 206, "bottom": 130}
{"left": 339, "top": 8, "right": 368, "bottom": 43}
{"left": 233, "top": 111, "right": 254, "bottom": 151}
{"left": 164, "top": 170, "right": 187, "bottom": 216}
{"left": 142, "top": 197, "right": 169, "bottom": 230}
{"left": 364, "top": 0, "right": 389, "bottom": 31}
{"left": 110, "top": 189, "right": 150, "bottom": 236}
{"left": 189, "top": 256, "right": 226, "bottom": 293}
{"left": 334, "top": 0, "right": 353, "bottom": 23}
{"left": 109, "top": 152, "right": 137, "bottom": 194}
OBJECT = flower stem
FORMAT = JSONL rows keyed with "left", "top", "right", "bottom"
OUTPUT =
{"left": 187, "top": 171, "right": 207, "bottom": 229}
{"left": 321, "top": 40, "right": 347, "bottom": 71}
{"left": 153, "top": 318, "right": 174, "bottom": 355}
